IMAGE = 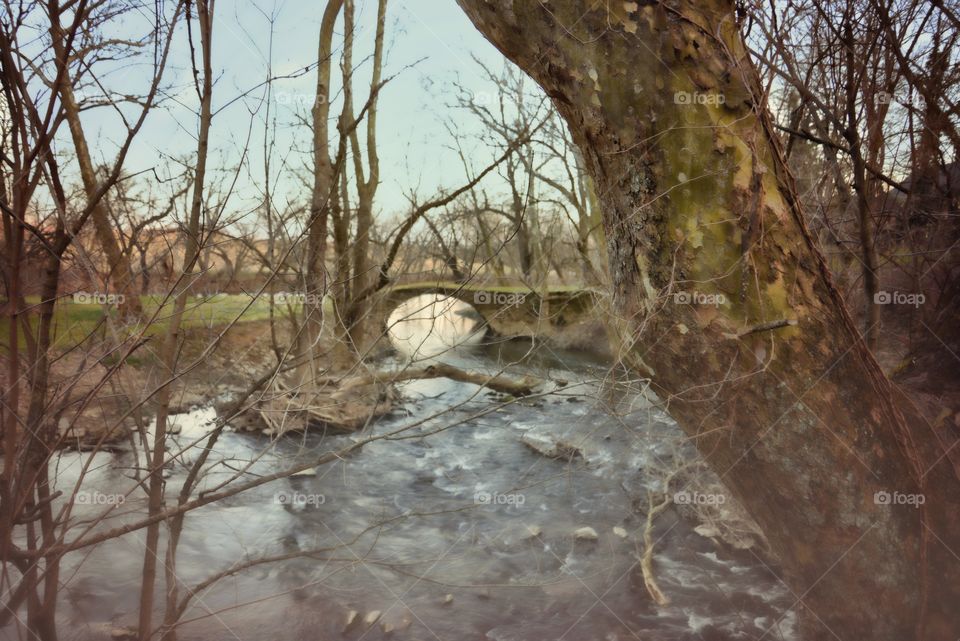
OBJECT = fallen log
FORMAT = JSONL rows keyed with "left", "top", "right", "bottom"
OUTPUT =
{"left": 234, "top": 363, "right": 539, "bottom": 436}
{"left": 369, "top": 363, "right": 538, "bottom": 397}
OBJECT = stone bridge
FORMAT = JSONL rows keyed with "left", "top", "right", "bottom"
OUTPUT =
{"left": 377, "top": 282, "right": 606, "bottom": 339}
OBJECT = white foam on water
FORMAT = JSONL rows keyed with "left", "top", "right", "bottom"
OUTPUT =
{"left": 686, "top": 611, "right": 712, "bottom": 632}
{"left": 169, "top": 406, "right": 217, "bottom": 438}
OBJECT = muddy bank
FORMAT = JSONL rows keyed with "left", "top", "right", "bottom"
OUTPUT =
{"left": 58, "top": 311, "right": 612, "bottom": 449}
{"left": 50, "top": 321, "right": 280, "bottom": 450}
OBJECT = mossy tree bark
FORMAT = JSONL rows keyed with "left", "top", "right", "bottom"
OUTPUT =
{"left": 457, "top": 1, "right": 960, "bottom": 639}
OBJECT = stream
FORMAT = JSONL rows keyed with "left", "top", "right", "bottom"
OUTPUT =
{"left": 34, "top": 296, "right": 799, "bottom": 641}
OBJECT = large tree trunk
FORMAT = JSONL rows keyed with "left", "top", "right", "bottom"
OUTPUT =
{"left": 457, "top": 2, "right": 960, "bottom": 639}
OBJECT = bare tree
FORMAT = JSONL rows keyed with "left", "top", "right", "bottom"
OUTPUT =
{"left": 297, "top": 0, "right": 345, "bottom": 382}
{"left": 750, "top": 0, "right": 960, "bottom": 355}
{"left": 0, "top": 1, "right": 182, "bottom": 637}
{"left": 136, "top": 1, "right": 214, "bottom": 637}
{"left": 336, "top": 0, "right": 388, "bottom": 353}
{"left": 49, "top": 1, "right": 154, "bottom": 318}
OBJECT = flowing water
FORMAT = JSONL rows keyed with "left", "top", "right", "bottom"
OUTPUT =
{"left": 28, "top": 296, "right": 799, "bottom": 641}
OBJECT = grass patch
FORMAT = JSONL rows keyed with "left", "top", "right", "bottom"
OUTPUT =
{"left": 0, "top": 294, "right": 290, "bottom": 354}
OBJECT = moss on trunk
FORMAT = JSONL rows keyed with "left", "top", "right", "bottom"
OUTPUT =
{"left": 457, "top": 1, "right": 960, "bottom": 639}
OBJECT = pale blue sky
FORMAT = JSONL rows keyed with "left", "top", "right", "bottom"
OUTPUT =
{"left": 73, "top": 0, "right": 526, "bottom": 230}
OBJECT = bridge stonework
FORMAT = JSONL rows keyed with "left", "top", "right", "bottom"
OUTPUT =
{"left": 377, "top": 283, "right": 605, "bottom": 340}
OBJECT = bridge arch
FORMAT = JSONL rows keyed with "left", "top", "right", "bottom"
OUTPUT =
{"left": 377, "top": 282, "right": 604, "bottom": 339}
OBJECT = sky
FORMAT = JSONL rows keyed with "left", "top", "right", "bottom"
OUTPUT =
{"left": 72, "top": 0, "right": 527, "bottom": 231}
